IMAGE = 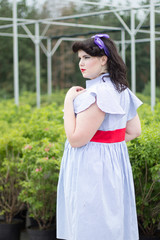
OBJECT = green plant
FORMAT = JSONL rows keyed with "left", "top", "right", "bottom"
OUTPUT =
{"left": 17, "top": 90, "right": 66, "bottom": 108}
{"left": 128, "top": 119, "right": 160, "bottom": 236}
{"left": 142, "top": 82, "right": 160, "bottom": 99}
{"left": 0, "top": 130, "right": 27, "bottom": 223}
{"left": 154, "top": 102, "right": 160, "bottom": 123}
{"left": 19, "top": 137, "right": 65, "bottom": 230}
{"left": 0, "top": 99, "right": 65, "bottom": 228}
{"left": 22, "top": 104, "right": 64, "bottom": 141}
{"left": 136, "top": 92, "right": 160, "bottom": 105}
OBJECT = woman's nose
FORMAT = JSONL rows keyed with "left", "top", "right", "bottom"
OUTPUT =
{"left": 79, "top": 59, "right": 84, "bottom": 66}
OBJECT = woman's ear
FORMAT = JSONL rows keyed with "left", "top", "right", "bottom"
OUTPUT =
{"left": 101, "top": 55, "right": 108, "bottom": 66}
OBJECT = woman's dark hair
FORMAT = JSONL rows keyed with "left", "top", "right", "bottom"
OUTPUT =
{"left": 72, "top": 37, "right": 129, "bottom": 92}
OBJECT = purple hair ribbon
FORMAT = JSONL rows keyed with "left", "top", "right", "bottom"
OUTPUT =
{"left": 91, "top": 34, "right": 110, "bottom": 57}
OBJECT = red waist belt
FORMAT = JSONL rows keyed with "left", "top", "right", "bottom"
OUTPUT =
{"left": 90, "top": 128, "right": 126, "bottom": 143}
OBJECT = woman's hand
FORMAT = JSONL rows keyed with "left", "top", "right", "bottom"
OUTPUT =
{"left": 63, "top": 86, "right": 105, "bottom": 148}
{"left": 65, "top": 86, "right": 85, "bottom": 102}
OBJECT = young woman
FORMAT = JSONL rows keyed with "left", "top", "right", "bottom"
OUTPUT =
{"left": 57, "top": 34, "right": 142, "bottom": 240}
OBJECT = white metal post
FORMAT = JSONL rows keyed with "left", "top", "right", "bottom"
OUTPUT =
{"left": 13, "top": 0, "right": 19, "bottom": 105}
{"left": 35, "top": 22, "right": 41, "bottom": 108}
{"left": 47, "top": 38, "right": 52, "bottom": 95}
{"left": 150, "top": 0, "right": 156, "bottom": 111}
{"left": 131, "top": 8, "right": 136, "bottom": 93}
{"left": 121, "top": 29, "right": 126, "bottom": 63}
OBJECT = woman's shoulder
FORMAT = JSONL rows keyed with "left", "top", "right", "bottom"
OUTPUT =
{"left": 74, "top": 79, "right": 125, "bottom": 115}
{"left": 88, "top": 78, "right": 119, "bottom": 99}
{"left": 73, "top": 90, "right": 95, "bottom": 114}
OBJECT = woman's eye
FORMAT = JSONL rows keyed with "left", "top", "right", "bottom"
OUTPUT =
{"left": 84, "top": 56, "right": 90, "bottom": 59}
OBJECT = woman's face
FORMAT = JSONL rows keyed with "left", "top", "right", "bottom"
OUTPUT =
{"left": 78, "top": 50, "right": 107, "bottom": 79}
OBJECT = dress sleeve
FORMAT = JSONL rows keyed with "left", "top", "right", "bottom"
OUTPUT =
{"left": 74, "top": 83, "right": 125, "bottom": 116}
{"left": 126, "top": 89, "right": 143, "bottom": 121}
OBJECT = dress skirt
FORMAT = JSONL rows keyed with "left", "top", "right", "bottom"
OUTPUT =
{"left": 57, "top": 140, "right": 139, "bottom": 240}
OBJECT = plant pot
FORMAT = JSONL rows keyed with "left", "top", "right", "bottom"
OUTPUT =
{"left": 27, "top": 227, "right": 56, "bottom": 240}
{"left": 139, "top": 236, "right": 160, "bottom": 240}
{"left": 0, "top": 219, "right": 22, "bottom": 240}
{"left": 14, "top": 208, "right": 28, "bottom": 230}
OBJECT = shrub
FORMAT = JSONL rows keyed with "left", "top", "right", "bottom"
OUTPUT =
{"left": 22, "top": 104, "right": 64, "bottom": 142}
{"left": 0, "top": 99, "right": 66, "bottom": 228}
{"left": 18, "top": 90, "right": 66, "bottom": 107}
{"left": 128, "top": 116, "right": 160, "bottom": 236}
{"left": 0, "top": 129, "right": 27, "bottom": 223}
{"left": 19, "top": 138, "right": 64, "bottom": 230}
{"left": 142, "top": 82, "right": 160, "bottom": 99}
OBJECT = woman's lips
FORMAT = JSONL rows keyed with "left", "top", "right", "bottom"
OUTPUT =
{"left": 81, "top": 69, "right": 86, "bottom": 72}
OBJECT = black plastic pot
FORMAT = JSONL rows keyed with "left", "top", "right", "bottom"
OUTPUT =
{"left": 14, "top": 208, "right": 28, "bottom": 230}
{"left": 0, "top": 219, "right": 22, "bottom": 240}
{"left": 139, "top": 236, "right": 160, "bottom": 240}
{"left": 27, "top": 227, "right": 56, "bottom": 240}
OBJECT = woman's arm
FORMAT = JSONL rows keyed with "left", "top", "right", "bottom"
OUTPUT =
{"left": 64, "top": 87, "right": 105, "bottom": 148}
{"left": 125, "top": 114, "right": 141, "bottom": 142}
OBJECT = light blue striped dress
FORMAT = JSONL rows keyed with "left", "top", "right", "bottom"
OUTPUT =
{"left": 57, "top": 73, "right": 142, "bottom": 240}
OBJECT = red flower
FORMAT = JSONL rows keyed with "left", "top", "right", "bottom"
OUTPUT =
{"left": 35, "top": 167, "right": 42, "bottom": 172}
{"left": 24, "top": 145, "right": 32, "bottom": 150}
{"left": 45, "top": 147, "right": 50, "bottom": 152}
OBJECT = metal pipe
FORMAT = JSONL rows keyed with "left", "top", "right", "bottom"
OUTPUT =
{"left": 67, "top": 1, "right": 160, "bottom": 10}
{"left": 0, "top": 32, "right": 48, "bottom": 39}
{"left": 41, "top": 24, "right": 51, "bottom": 37}
{"left": 0, "top": 17, "right": 35, "bottom": 22}
{"left": 35, "top": 22, "right": 41, "bottom": 108}
{"left": 22, "top": 24, "right": 35, "bottom": 43}
{"left": 50, "top": 37, "right": 84, "bottom": 56}
{"left": 134, "top": 11, "right": 150, "bottom": 35}
{"left": 121, "top": 29, "right": 126, "bottom": 63}
{"left": 13, "top": 0, "right": 19, "bottom": 106}
{"left": 41, "top": 8, "right": 132, "bottom": 22}
{"left": 150, "top": 0, "right": 156, "bottom": 110}
{"left": 0, "top": 20, "right": 37, "bottom": 29}
{"left": 40, "top": 41, "right": 48, "bottom": 56}
{"left": 41, "top": 20, "right": 122, "bottom": 31}
{"left": 113, "top": 12, "right": 131, "bottom": 35}
{"left": 116, "top": 37, "right": 160, "bottom": 44}
{"left": 131, "top": 9, "right": 136, "bottom": 94}
{"left": 47, "top": 38, "right": 52, "bottom": 95}
{"left": 42, "top": 3, "right": 160, "bottom": 22}
{"left": 137, "top": 29, "right": 160, "bottom": 35}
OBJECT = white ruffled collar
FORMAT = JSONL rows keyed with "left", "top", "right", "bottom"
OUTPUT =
{"left": 86, "top": 73, "right": 109, "bottom": 89}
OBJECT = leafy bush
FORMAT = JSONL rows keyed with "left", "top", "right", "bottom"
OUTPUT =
{"left": 128, "top": 106, "right": 160, "bottom": 236}
{"left": 18, "top": 90, "right": 66, "bottom": 108}
{"left": 19, "top": 138, "right": 64, "bottom": 230}
{"left": 0, "top": 98, "right": 66, "bottom": 227}
{"left": 0, "top": 129, "right": 27, "bottom": 223}
{"left": 142, "top": 82, "right": 160, "bottom": 99}
{"left": 0, "top": 101, "right": 32, "bottom": 129}
{"left": 136, "top": 92, "right": 160, "bottom": 105}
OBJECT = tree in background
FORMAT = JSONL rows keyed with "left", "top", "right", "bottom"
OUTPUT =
{"left": 0, "top": 0, "right": 13, "bottom": 98}
{"left": 0, "top": 0, "right": 50, "bottom": 98}
{"left": 125, "top": 0, "right": 160, "bottom": 93}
